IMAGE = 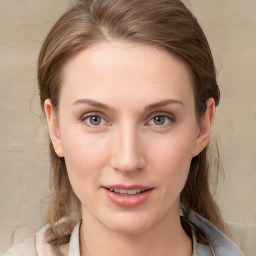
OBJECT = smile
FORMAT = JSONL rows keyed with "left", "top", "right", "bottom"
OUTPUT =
{"left": 103, "top": 185, "right": 154, "bottom": 208}
{"left": 108, "top": 188, "right": 148, "bottom": 195}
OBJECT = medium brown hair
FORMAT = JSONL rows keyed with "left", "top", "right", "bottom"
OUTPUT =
{"left": 38, "top": 0, "right": 226, "bottom": 245}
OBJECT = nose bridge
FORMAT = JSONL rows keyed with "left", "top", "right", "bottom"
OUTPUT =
{"left": 110, "top": 122, "right": 145, "bottom": 173}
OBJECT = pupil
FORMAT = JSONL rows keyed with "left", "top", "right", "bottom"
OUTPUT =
{"left": 154, "top": 116, "right": 165, "bottom": 125}
{"left": 90, "top": 116, "right": 101, "bottom": 125}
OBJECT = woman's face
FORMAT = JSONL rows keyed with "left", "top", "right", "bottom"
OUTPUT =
{"left": 45, "top": 42, "right": 212, "bottom": 234}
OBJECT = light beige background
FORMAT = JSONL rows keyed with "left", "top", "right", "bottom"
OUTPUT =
{"left": 0, "top": 0, "right": 255, "bottom": 253}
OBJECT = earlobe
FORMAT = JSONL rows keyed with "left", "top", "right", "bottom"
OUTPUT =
{"left": 44, "top": 99, "right": 64, "bottom": 157}
{"left": 192, "top": 98, "right": 215, "bottom": 157}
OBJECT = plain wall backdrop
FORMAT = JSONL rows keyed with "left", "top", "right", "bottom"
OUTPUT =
{"left": 0, "top": 0, "right": 256, "bottom": 253}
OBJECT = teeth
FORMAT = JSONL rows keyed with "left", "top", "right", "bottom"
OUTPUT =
{"left": 128, "top": 189, "right": 137, "bottom": 195}
{"left": 109, "top": 188, "right": 146, "bottom": 194}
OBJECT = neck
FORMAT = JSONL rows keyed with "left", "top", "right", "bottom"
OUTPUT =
{"left": 79, "top": 209, "right": 192, "bottom": 256}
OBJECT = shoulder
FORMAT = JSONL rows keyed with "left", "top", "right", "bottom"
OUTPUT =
{"left": 227, "top": 221, "right": 256, "bottom": 256}
{"left": 3, "top": 217, "right": 78, "bottom": 256}
{"left": 3, "top": 237, "right": 37, "bottom": 256}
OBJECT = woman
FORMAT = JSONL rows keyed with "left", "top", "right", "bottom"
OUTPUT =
{"left": 4, "top": 0, "right": 255, "bottom": 255}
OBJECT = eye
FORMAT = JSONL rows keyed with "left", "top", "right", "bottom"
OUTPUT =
{"left": 83, "top": 114, "right": 107, "bottom": 127}
{"left": 148, "top": 115, "right": 173, "bottom": 126}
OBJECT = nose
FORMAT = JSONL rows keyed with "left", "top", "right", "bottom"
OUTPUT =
{"left": 110, "top": 125, "right": 146, "bottom": 174}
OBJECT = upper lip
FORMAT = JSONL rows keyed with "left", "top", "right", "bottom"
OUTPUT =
{"left": 103, "top": 184, "right": 153, "bottom": 190}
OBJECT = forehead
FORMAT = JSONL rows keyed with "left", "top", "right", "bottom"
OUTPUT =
{"left": 60, "top": 41, "right": 194, "bottom": 107}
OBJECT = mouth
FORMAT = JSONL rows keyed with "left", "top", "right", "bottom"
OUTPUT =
{"left": 103, "top": 185, "right": 154, "bottom": 208}
{"left": 105, "top": 187, "right": 151, "bottom": 196}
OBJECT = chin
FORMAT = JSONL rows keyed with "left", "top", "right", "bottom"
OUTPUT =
{"left": 101, "top": 212, "right": 156, "bottom": 235}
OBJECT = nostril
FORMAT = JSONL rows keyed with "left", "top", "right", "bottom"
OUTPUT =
{"left": 110, "top": 132, "right": 147, "bottom": 172}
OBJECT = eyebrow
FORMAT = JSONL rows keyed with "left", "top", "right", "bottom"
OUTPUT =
{"left": 72, "top": 99, "right": 110, "bottom": 109}
{"left": 145, "top": 99, "right": 184, "bottom": 110}
{"left": 72, "top": 98, "right": 184, "bottom": 110}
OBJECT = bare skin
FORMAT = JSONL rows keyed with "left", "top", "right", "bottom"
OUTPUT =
{"left": 45, "top": 41, "right": 215, "bottom": 256}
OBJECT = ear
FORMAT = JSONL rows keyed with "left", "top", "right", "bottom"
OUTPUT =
{"left": 44, "top": 99, "right": 64, "bottom": 157}
{"left": 192, "top": 98, "right": 215, "bottom": 157}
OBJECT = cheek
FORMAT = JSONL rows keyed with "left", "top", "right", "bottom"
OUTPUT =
{"left": 151, "top": 132, "right": 194, "bottom": 166}
{"left": 59, "top": 129, "right": 110, "bottom": 194}
{"left": 61, "top": 127, "right": 109, "bottom": 167}
{"left": 148, "top": 133, "right": 195, "bottom": 187}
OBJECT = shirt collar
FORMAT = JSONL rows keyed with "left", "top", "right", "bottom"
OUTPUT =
{"left": 68, "top": 221, "right": 81, "bottom": 256}
{"left": 189, "top": 211, "right": 245, "bottom": 256}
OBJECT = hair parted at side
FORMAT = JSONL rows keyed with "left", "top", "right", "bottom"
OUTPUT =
{"left": 38, "top": 0, "right": 226, "bottom": 245}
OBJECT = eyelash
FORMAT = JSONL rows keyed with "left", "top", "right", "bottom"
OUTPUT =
{"left": 80, "top": 112, "right": 109, "bottom": 128}
{"left": 147, "top": 114, "right": 175, "bottom": 127}
{"left": 80, "top": 112, "right": 175, "bottom": 128}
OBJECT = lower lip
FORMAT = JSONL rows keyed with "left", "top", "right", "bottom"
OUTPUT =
{"left": 103, "top": 188, "right": 153, "bottom": 208}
